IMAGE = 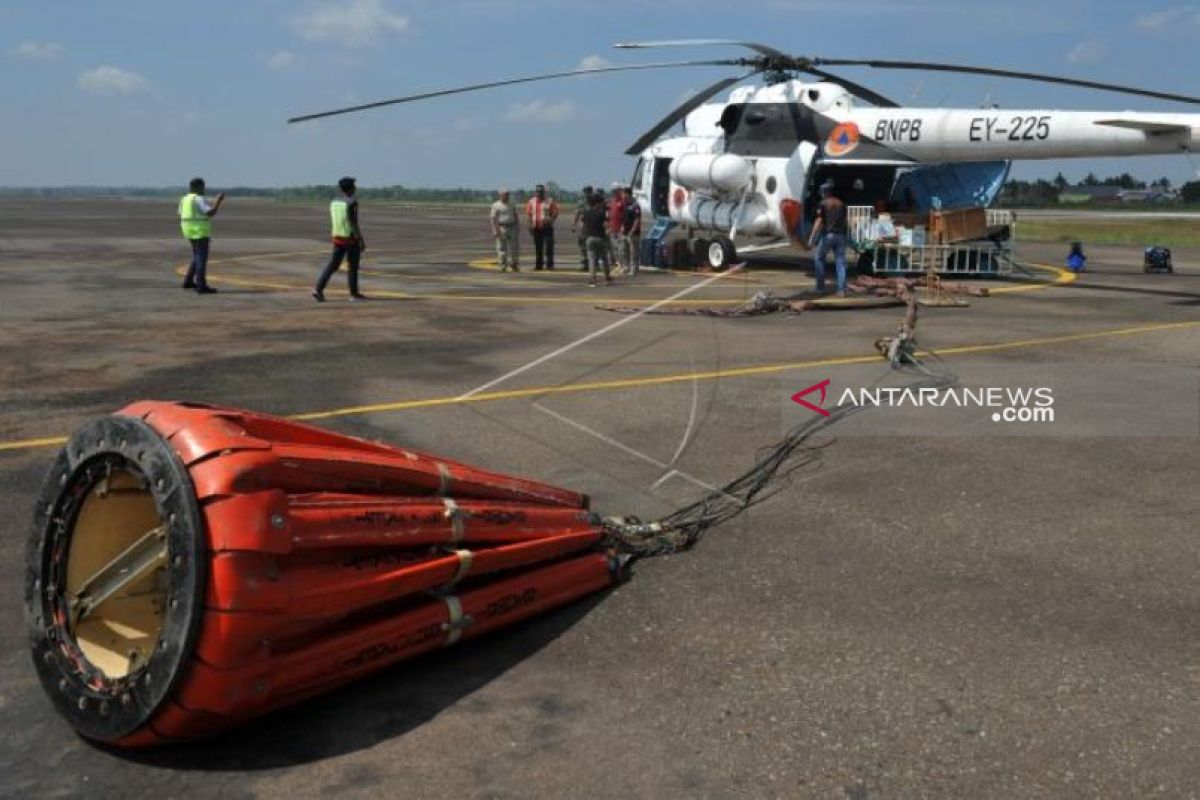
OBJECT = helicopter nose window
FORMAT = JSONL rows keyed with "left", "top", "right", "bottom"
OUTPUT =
{"left": 717, "top": 104, "right": 745, "bottom": 135}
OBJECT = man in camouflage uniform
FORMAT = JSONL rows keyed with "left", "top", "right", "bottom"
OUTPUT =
{"left": 571, "top": 185, "right": 594, "bottom": 271}
{"left": 490, "top": 188, "right": 520, "bottom": 271}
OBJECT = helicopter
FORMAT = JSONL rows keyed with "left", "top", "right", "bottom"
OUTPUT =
{"left": 288, "top": 40, "right": 1200, "bottom": 270}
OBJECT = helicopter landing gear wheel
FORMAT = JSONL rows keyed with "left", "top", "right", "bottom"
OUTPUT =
{"left": 706, "top": 236, "right": 737, "bottom": 271}
{"left": 691, "top": 238, "right": 710, "bottom": 269}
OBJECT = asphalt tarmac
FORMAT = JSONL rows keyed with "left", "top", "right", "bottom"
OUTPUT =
{"left": 1, "top": 199, "right": 1197, "bottom": 799}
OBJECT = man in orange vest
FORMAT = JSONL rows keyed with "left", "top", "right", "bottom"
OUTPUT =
{"left": 524, "top": 183, "right": 559, "bottom": 270}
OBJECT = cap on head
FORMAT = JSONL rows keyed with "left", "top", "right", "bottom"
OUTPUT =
{"left": 582, "top": 185, "right": 593, "bottom": 194}
{"left": 338, "top": 176, "right": 356, "bottom": 193}
{"left": 188, "top": 177, "right": 205, "bottom": 193}
{"left": 820, "top": 180, "right": 835, "bottom": 196}
{"left": 535, "top": 183, "right": 545, "bottom": 191}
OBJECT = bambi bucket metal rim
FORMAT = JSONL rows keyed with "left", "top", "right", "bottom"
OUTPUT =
{"left": 25, "top": 415, "right": 207, "bottom": 742}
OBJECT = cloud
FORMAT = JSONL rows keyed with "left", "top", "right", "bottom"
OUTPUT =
{"left": 1065, "top": 40, "right": 1107, "bottom": 65}
{"left": 265, "top": 50, "right": 296, "bottom": 70}
{"left": 503, "top": 99, "right": 576, "bottom": 125}
{"left": 77, "top": 66, "right": 150, "bottom": 95}
{"left": 11, "top": 41, "right": 63, "bottom": 60}
{"left": 291, "top": 0, "right": 409, "bottom": 47}
{"left": 576, "top": 54, "right": 611, "bottom": 71}
{"left": 1134, "top": 6, "right": 1200, "bottom": 29}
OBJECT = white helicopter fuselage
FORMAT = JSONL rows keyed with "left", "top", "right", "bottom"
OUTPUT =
{"left": 631, "top": 79, "right": 1200, "bottom": 246}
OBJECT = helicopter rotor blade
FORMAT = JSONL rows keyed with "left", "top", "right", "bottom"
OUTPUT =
{"left": 624, "top": 73, "right": 758, "bottom": 155}
{"left": 795, "top": 66, "right": 899, "bottom": 108}
{"left": 811, "top": 58, "right": 1200, "bottom": 106}
{"left": 615, "top": 39, "right": 785, "bottom": 58}
{"left": 287, "top": 59, "right": 740, "bottom": 123}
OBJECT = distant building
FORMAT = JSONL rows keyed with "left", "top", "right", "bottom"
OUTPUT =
{"left": 1058, "top": 185, "right": 1177, "bottom": 204}
{"left": 1058, "top": 185, "right": 1123, "bottom": 205}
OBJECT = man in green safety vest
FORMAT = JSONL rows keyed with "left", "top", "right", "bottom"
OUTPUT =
{"left": 178, "top": 177, "right": 225, "bottom": 294}
{"left": 313, "top": 176, "right": 367, "bottom": 302}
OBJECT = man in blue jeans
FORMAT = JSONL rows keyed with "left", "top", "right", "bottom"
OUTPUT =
{"left": 178, "top": 177, "right": 225, "bottom": 294}
{"left": 807, "top": 180, "right": 849, "bottom": 297}
{"left": 313, "top": 176, "right": 367, "bottom": 302}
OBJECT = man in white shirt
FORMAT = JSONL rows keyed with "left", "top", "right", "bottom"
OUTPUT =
{"left": 490, "top": 188, "right": 520, "bottom": 272}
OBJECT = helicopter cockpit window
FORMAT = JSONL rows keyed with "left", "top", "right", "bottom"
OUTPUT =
{"left": 718, "top": 104, "right": 744, "bottom": 136}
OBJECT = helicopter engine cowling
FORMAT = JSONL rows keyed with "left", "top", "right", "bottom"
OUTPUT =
{"left": 669, "top": 153, "right": 753, "bottom": 194}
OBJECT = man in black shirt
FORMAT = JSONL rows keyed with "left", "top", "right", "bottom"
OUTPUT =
{"left": 580, "top": 193, "right": 611, "bottom": 286}
{"left": 807, "top": 180, "right": 849, "bottom": 296}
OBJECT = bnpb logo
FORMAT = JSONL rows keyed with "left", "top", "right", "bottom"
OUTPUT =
{"left": 825, "top": 123, "right": 861, "bottom": 157}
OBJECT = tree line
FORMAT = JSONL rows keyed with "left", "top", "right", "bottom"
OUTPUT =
{"left": 0, "top": 182, "right": 585, "bottom": 205}
{"left": 999, "top": 172, "right": 1200, "bottom": 206}
{"left": 3, "top": 175, "right": 1198, "bottom": 206}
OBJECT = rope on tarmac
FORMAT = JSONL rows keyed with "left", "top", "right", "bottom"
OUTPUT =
{"left": 602, "top": 308, "right": 958, "bottom": 558}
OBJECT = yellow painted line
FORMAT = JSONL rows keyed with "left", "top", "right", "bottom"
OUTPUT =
{"left": 930, "top": 319, "right": 1198, "bottom": 357}
{"left": 288, "top": 352, "right": 882, "bottom": 420}
{"left": 464, "top": 257, "right": 783, "bottom": 286}
{"left": 291, "top": 319, "right": 1200, "bottom": 420}
{"left": 359, "top": 266, "right": 792, "bottom": 290}
{"left": 217, "top": 249, "right": 326, "bottom": 263}
{"left": 0, "top": 435, "right": 69, "bottom": 453}
{"left": 989, "top": 262, "right": 1077, "bottom": 293}
{"left": 5, "top": 318, "right": 1198, "bottom": 454}
{"left": 191, "top": 248, "right": 1068, "bottom": 301}
{"left": 179, "top": 263, "right": 750, "bottom": 305}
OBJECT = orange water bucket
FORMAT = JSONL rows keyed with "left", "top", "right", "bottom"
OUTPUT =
{"left": 27, "top": 402, "right": 619, "bottom": 746}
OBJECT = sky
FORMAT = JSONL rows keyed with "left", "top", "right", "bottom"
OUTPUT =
{"left": 3, "top": 0, "right": 1200, "bottom": 189}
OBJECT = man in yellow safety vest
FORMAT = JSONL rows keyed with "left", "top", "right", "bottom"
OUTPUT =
{"left": 314, "top": 176, "right": 367, "bottom": 302}
{"left": 178, "top": 177, "right": 225, "bottom": 294}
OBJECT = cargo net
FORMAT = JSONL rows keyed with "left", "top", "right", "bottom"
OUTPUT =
{"left": 594, "top": 275, "right": 988, "bottom": 318}
{"left": 603, "top": 325, "right": 957, "bottom": 558}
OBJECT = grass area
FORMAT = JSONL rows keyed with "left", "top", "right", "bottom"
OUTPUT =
{"left": 1018, "top": 217, "right": 1200, "bottom": 248}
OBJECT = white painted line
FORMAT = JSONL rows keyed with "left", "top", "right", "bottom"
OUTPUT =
{"left": 649, "top": 469, "right": 681, "bottom": 490}
{"left": 665, "top": 349, "right": 701, "bottom": 469}
{"left": 455, "top": 266, "right": 744, "bottom": 400}
{"left": 533, "top": 402, "right": 737, "bottom": 501}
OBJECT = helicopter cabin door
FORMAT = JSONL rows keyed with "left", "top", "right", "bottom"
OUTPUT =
{"left": 649, "top": 157, "right": 672, "bottom": 217}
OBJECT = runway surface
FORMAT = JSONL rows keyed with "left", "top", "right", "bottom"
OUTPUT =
{"left": 1, "top": 199, "right": 1197, "bottom": 799}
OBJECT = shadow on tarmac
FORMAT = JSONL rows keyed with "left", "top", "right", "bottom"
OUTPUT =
{"left": 101, "top": 592, "right": 610, "bottom": 771}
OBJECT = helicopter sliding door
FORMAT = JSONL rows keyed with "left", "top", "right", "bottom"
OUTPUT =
{"left": 649, "top": 157, "right": 672, "bottom": 217}
{"left": 805, "top": 163, "right": 900, "bottom": 217}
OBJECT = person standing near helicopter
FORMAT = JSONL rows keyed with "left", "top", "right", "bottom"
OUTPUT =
{"left": 606, "top": 183, "right": 628, "bottom": 273}
{"left": 807, "top": 180, "right": 849, "bottom": 297}
{"left": 490, "top": 188, "right": 520, "bottom": 272}
{"left": 571, "top": 185, "right": 595, "bottom": 271}
{"left": 580, "top": 192, "right": 612, "bottom": 287}
{"left": 524, "top": 183, "right": 558, "bottom": 270}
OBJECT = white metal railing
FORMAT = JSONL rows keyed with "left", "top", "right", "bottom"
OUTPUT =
{"left": 866, "top": 243, "right": 1012, "bottom": 276}
{"left": 986, "top": 208, "right": 1014, "bottom": 227}
{"left": 845, "top": 205, "right": 1015, "bottom": 276}
{"left": 848, "top": 205, "right": 874, "bottom": 244}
